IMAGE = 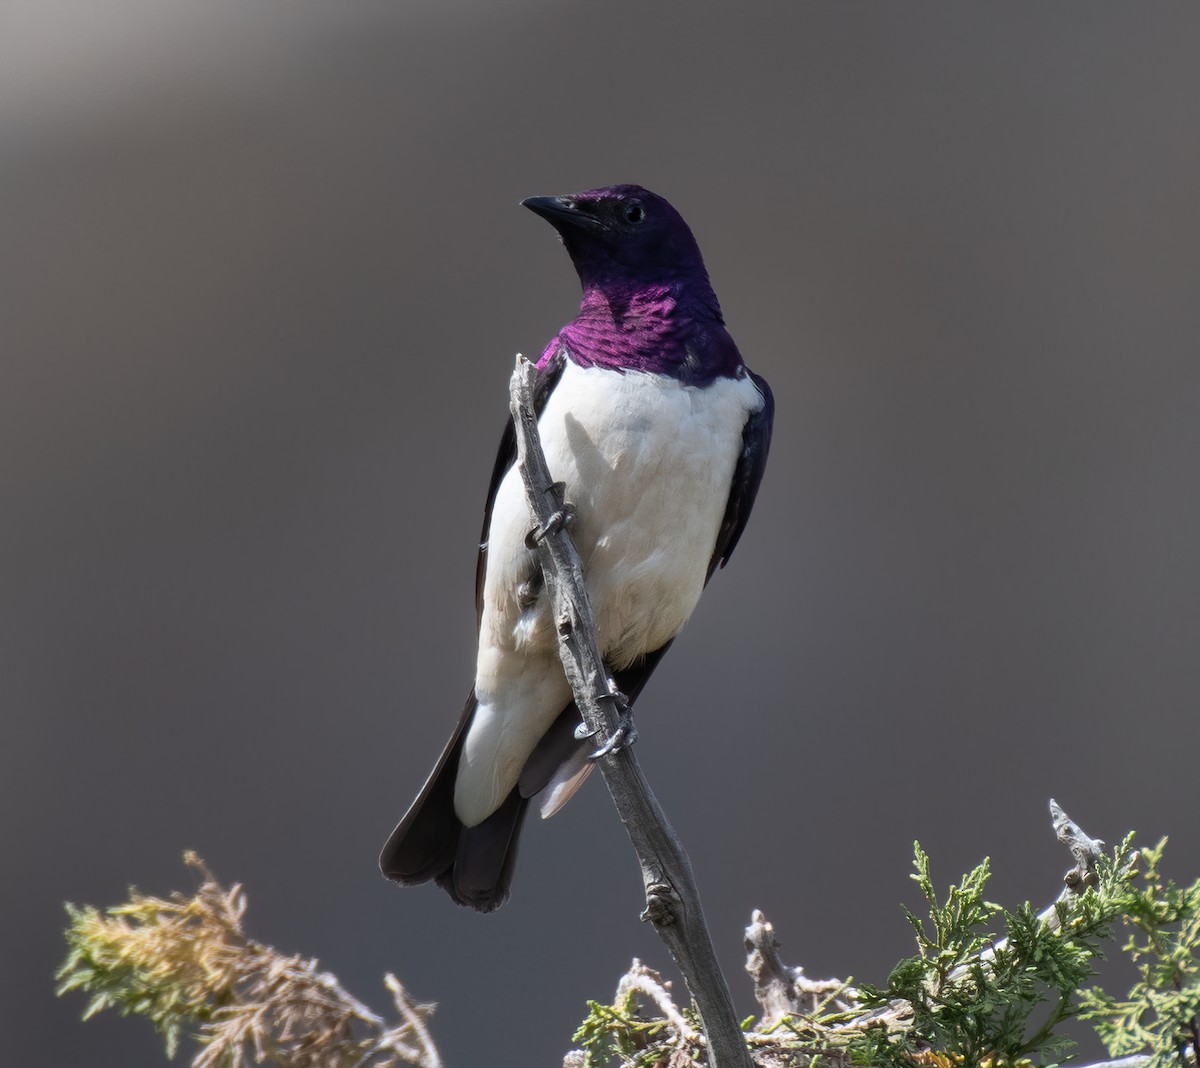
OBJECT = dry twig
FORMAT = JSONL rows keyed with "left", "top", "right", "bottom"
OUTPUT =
{"left": 57, "top": 853, "right": 442, "bottom": 1068}
{"left": 744, "top": 910, "right": 855, "bottom": 1027}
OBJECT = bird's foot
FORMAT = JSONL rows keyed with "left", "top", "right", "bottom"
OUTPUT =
{"left": 525, "top": 488, "right": 576, "bottom": 548}
{"left": 580, "top": 690, "right": 637, "bottom": 759}
{"left": 573, "top": 682, "right": 624, "bottom": 739}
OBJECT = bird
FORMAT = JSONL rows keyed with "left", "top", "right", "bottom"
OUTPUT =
{"left": 379, "top": 184, "right": 773, "bottom": 911}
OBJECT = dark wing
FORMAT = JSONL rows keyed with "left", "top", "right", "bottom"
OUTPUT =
{"left": 707, "top": 370, "right": 774, "bottom": 581}
{"left": 474, "top": 350, "right": 567, "bottom": 623}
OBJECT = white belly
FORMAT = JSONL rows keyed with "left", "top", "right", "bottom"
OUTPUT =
{"left": 455, "top": 362, "right": 763, "bottom": 824}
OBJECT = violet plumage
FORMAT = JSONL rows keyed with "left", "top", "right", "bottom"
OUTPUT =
{"left": 525, "top": 185, "right": 743, "bottom": 383}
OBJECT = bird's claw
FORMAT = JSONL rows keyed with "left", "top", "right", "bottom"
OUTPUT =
{"left": 574, "top": 678, "right": 623, "bottom": 741}
{"left": 525, "top": 492, "right": 576, "bottom": 549}
{"left": 588, "top": 694, "right": 637, "bottom": 759}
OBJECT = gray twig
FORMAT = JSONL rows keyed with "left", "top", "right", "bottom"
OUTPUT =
{"left": 744, "top": 909, "right": 801, "bottom": 1027}
{"left": 744, "top": 910, "right": 855, "bottom": 1027}
{"left": 1051, "top": 797, "right": 1104, "bottom": 894}
{"left": 509, "top": 355, "right": 754, "bottom": 1068}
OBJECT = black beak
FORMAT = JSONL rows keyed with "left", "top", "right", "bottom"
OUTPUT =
{"left": 521, "top": 195, "right": 605, "bottom": 232}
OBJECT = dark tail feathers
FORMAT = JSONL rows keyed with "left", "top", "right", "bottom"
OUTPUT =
{"left": 379, "top": 694, "right": 529, "bottom": 913}
{"left": 380, "top": 647, "right": 677, "bottom": 911}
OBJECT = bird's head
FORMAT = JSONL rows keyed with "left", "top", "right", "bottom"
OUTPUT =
{"left": 522, "top": 184, "right": 708, "bottom": 293}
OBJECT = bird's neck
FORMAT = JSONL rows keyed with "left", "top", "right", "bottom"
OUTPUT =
{"left": 540, "top": 275, "right": 742, "bottom": 382}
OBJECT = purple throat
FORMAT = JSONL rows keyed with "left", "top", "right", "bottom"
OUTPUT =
{"left": 538, "top": 280, "right": 743, "bottom": 384}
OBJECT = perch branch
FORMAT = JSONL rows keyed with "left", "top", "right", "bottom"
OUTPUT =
{"left": 509, "top": 354, "right": 754, "bottom": 1068}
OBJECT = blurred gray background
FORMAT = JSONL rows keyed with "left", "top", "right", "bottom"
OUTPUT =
{"left": 4, "top": 2, "right": 1198, "bottom": 1064}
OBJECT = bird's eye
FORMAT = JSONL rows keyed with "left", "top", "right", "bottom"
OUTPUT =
{"left": 623, "top": 202, "right": 645, "bottom": 225}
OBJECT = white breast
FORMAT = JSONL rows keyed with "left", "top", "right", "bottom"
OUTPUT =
{"left": 455, "top": 362, "right": 764, "bottom": 825}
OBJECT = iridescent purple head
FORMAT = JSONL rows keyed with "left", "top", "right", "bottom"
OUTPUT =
{"left": 522, "top": 184, "right": 707, "bottom": 291}
{"left": 522, "top": 184, "right": 742, "bottom": 381}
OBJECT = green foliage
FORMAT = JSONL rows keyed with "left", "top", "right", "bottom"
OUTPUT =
{"left": 1079, "top": 837, "right": 1200, "bottom": 1067}
{"left": 568, "top": 833, "right": 1181, "bottom": 1068}
{"left": 573, "top": 998, "right": 682, "bottom": 1067}
{"left": 847, "top": 839, "right": 1133, "bottom": 1067}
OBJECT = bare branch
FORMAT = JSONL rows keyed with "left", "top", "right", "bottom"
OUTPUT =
{"left": 617, "top": 960, "right": 700, "bottom": 1043}
{"left": 744, "top": 910, "right": 855, "bottom": 1027}
{"left": 509, "top": 355, "right": 754, "bottom": 1068}
{"left": 376, "top": 976, "right": 443, "bottom": 1068}
{"left": 1051, "top": 797, "right": 1104, "bottom": 893}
